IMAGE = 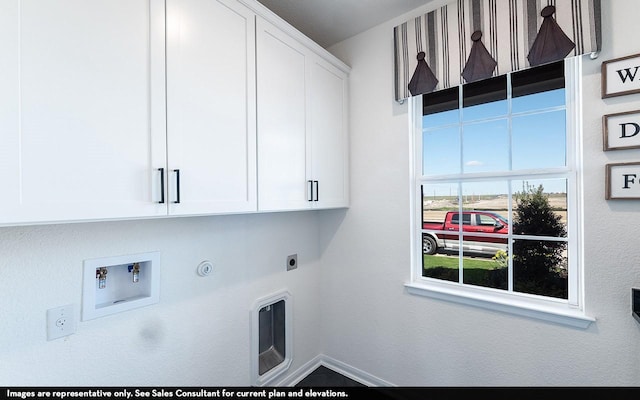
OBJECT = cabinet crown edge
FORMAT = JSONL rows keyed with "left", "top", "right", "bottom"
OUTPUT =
{"left": 237, "top": 0, "right": 351, "bottom": 74}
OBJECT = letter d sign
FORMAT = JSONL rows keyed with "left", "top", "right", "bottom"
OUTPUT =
{"left": 604, "top": 110, "right": 640, "bottom": 150}
{"left": 620, "top": 122, "right": 640, "bottom": 138}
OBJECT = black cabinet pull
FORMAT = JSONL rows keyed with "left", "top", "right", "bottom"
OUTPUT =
{"left": 314, "top": 180, "right": 319, "bottom": 201}
{"left": 158, "top": 168, "right": 165, "bottom": 204}
{"left": 174, "top": 169, "right": 181, "bottom": 204}
{"left": 308, "top": 180, "right": 313, "bottom": 202}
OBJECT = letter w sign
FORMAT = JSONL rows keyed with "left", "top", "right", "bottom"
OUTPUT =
{"left": 603, "top": 53, "right": 640, "bottom": 98}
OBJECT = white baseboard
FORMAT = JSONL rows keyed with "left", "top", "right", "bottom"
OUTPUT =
{"left": 275, "top": 355, "right": 324, "bottom": 387}
{"left": 275, "top": 354, "right": 395, "bottom": 387}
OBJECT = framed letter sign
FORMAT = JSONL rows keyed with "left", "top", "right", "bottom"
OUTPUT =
{"left": 606, "top": 162, "right": 640, "bottom": 199}
{"left": 602, "top": 53, "right": 640, "bottom": 98}
{"left": 603, "top": 110, "right": 640, "bottom": 150}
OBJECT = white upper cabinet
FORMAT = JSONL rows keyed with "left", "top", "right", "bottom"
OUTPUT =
{"left": 0, "top": 0, "right": 347, "bottom": 226}
{"left": 166, "top": 0, "right": 257, "bottom": 215}
{"left": 256, "top": 17, "right": 310, "bottom": 212}
{"left": 256, "top": 17, "right": 349, "bottom": 212}
{"left": 0, "top": 0, "right": 167, "bottom": 225}
{"left": 308, "top": 57, "right": 349, "bottom": 209}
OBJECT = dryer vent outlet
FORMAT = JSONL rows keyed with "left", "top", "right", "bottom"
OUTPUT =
{"left": 251, "top": 291, "right": 292, "bottom": 386}
{"left": 258, "top": 300, "right": 286, "bottom": 375}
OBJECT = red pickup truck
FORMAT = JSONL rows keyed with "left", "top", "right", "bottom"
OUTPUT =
{"left": 422, "top": 210, "right": 508, "bottom": 256}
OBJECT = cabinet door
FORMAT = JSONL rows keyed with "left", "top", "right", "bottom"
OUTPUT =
{"left": 166, "top": 0, "right": 257, "bottom": 215}
{"left": 256, "top": 17, "right": 311, "bottom": 212}
{"left": 0, "top": 0, "right": 167, "bottom": 225}
{"left": 309, "top": 57, "right": 350, "bottom": 209}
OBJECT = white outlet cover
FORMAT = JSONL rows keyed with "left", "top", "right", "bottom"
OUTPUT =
{"left": 46, "top": 304, "right": 76, "bottom": 341}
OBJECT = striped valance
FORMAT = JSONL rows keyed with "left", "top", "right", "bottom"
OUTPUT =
{"left": 394, "top": 0, "right": 602, "bottom": 102}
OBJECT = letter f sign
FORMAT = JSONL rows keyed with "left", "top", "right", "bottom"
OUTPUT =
{"left": 623, "top": 174, "right": 637, "bottom": 189}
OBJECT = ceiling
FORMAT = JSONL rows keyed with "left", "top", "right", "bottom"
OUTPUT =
{"left": 257, "top": 0, "right": 433, "bottom": 48}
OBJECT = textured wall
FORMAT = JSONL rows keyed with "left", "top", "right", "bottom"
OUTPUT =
{"left": 322, "top": 0, "right": 640, "bottom": 386}
{"left": 0, "top": 212, "right": 324, "bottom": 385}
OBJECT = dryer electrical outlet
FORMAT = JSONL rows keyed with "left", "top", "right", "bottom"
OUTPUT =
{"left": 286, "top": 254, "right": 297, "bottom": 271}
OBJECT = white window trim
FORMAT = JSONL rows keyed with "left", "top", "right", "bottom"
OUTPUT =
{"left": 406, "top": 57, "right": 595, "bottom": 329}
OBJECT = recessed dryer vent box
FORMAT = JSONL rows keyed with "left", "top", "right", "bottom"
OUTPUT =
{"left": 82, "top": 251, "right": 160, "bottom": 321}
{"left": 250, "top": 290, "right": 292, "bottom": 386}
{"left": 633, "top": 288, "right": 640, "bottom": 324}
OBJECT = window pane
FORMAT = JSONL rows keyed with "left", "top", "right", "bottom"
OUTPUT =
{"left": 512, "top": 88, "right": 565, "bottom": 114}
{"left": 423, "top": 127, "right": 460, "bottom": 175}
{"left": 461, "top": 181, "right": 509, "bottom": 211}
{"left": 462, "top": 75, "right": 507, "bottom": 122}
{"left": 422, "top": 183, "right": 459, "bottom": 207}
{"left": 513, "top": 238, "right": 568, "bottom": 299}
{"left": 460, "top": 181, "right": 509, "bottom": 260}
{"left": 462, "top": 254, "right": 508, "bottom": 290}
{"left": 512, "top": 60, "right": 564, "bottom": 113}
{"left": 512, "top": 179, "right": 567, "bottom": 238}
{"left": 460, "top": 224, "right": 510, "bottom": 254}
{"left": 512, "top": 110, "right": 566, "bottom": 170}
{"left": 424, "top": 109, "right": 459, "bottom": 127}
{"left": 423, "top": 248, "right": 459, "bottom": 283}
{"left": 422, "top": 183, "right": 459, "bottom": 226}
{"left": 462, "top": 119, "right": 509, "bottom": 173}
{"left": 422, "top": 183, "right": 459, "bottom": 265}
{"left": 423, "top": 86, "right": 459, "bottom": 126}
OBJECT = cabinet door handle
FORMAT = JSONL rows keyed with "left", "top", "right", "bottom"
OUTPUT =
{"left": 307, "top": 180, "right": 313, "bottom": 202}
{"left": 314, "top": 180, "right": 319, "bottom": 202}
{"left": 158, "top": 168, "right": 165, "bottom": 204}
{"left": 173, "top": 169, "right": 181, "bottom": 204}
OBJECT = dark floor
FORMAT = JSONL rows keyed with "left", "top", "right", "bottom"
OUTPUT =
{"left": 295, "top": 366, "right": 365, "bottom": 387}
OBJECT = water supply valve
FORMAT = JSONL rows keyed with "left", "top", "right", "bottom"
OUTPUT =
{"left": 97, "top": 267, "right": 108, "bottom": 289}
{"left": 128, "top": 263, "right": 140, "bottom": 283}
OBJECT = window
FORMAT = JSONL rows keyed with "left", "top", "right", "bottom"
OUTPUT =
{"left": 408, "top": 58, "right": 593, "bottom": 328}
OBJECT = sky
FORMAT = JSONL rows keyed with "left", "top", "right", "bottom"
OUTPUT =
{"left": 422, "top": 88, "right": 568, "bottom": 196}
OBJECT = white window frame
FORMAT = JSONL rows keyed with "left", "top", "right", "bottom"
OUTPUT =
{"left": 406, "top": 57, "right": 594, "bottom": 329}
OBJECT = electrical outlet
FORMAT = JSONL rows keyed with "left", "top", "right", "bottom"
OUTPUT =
{"left": 46, "top": 304, "right": 76, "bottom": 341}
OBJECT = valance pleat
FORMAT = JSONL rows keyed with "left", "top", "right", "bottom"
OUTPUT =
{"left": 394, "top": 0, "right": 602, "bottom": 101}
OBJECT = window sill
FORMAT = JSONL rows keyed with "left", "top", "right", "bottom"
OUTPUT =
{"left": 404, "top": 281, "right": 595, "bottom": 329}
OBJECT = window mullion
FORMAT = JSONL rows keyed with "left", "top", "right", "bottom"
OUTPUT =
{"left": 458, "top": 85, "right": 464, "bottom": 284}
{"left": 506, "top": 71, "right": 514, "bottom": 292}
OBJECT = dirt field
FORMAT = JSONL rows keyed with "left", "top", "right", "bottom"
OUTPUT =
{"left": 423, "top": 196, "right": 567, "bottom": 223}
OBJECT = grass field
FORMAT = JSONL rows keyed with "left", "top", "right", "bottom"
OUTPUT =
{"left": 423, "top": 254, "right": 497, "bottom": 270}
{"left": 423, "top": 254, "right": 506, "bottom": 288}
